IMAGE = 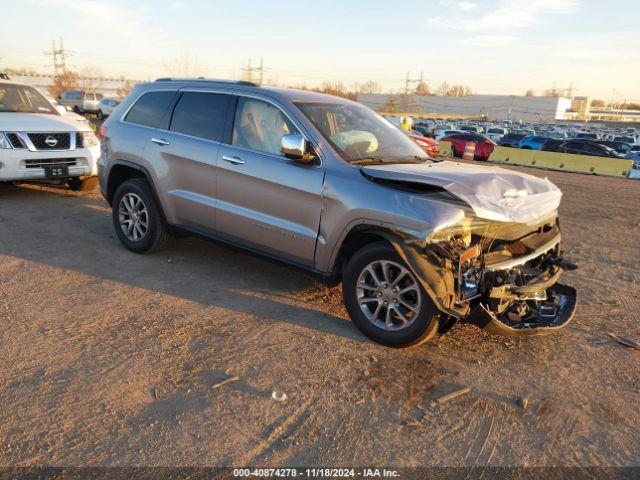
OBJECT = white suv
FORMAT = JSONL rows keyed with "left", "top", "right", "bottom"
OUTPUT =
{"left": 0, "top": 80, "right": 100, "bottom": 190}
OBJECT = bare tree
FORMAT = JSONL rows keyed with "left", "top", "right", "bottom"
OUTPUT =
{"left": 435, "top": 81, "right": 471, "bottom": 96}
{"left": 525, "top": 89, "right": 535, "bottom": 96}
{"left": 359, "top": 80, "right": 381, "bottom": 95}
{"left": 415, "top": 81, "right": 431, "bottom": 96}
{"left": 116, "top": 77, "right": 134, "bottom": 100}
{"left": 79, "top": 67, "right": 104, "bottom": 93}
{"left": 590, "top": 99, "right": 605, "bottom": 107}
{"left": 319, "top": 80, "right": 355, "bottom": 99}
{"left": 163, "top": 54, "right": 209, "bottom": 78}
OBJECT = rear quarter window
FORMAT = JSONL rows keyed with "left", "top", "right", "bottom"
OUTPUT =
{"left": 124, "top": 90, "right": 177, "bottom": 128}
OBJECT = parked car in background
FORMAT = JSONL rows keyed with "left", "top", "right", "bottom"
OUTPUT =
{"left": 486, "top": 127, "right": 508, "bottom": 143}
{"left": 557, "top": 140, "right": 625, "bottom": 158}
{"left": 441, "top": 132, "right": 495, "bottom": 160}
{"left": 411, "top": 125, "right": 432, "bottom": 137}
{"left": 99, "top": 79, "right": 576, "bottom": 346}
{"left": 518, "top": 136, "right": 550, "bottom": 150}
{"left": 407, "top": 133, "right": 439, "bottom": 157}
{"left": 625, "top": 149, "right": 640, "bottom": 168}
{"left": 574, "top": 132, "right": 600, "bottom": 140}
{"left": 515, "top": 129, "right": 535, "bottom": 137}
{"left": 540, "top": 139, "right": 565, "bottom": 152}
{"left": 97, "top": 97, "right": 120, "bottom": 119}
{"left": 435, "top": 129, "right": 463, "bottom": 140}
{"left": 549, "top": 131, "right": 568, "bottom": 140}
{"left": 587, "top": 140, "right": 633, "bottom": 155}
{"left": 459, "top": 125, "right": 482, "bottom": 134}
{"left": 612, "top": 136, "right": 637, "bottom": 145}
{"left": 59, "top": 90, "right": 104, "bottom": 114}
{"left": 498, "top": 133, "right": 527, "bottom": 148}
{"left": 0, "top": 80, "right": 99, "bottom": 190}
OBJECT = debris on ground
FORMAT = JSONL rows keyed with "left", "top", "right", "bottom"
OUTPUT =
{"left": 608, "top": 333, "right": 640, "bottom": 351}
{"left": 272, "top": 391, "right": 288, "bottom": 402}
{"left": 516, "top": 396, "right": 529, "bottom": 409}
{"left": 437, "top": 387, "right": 471, "bottom": 404}
{"left": 152, "top": 387, "right": 158, "bottom": 400}
{"left": 212, "top": 376, "right": 240, "bottom": 389}
{"left": 167, "top": 257, "right": 179, "bottom": 264}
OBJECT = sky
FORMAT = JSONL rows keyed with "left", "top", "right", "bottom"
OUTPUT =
{"left": 1, "top": 0, "right": 639, "bottom": 101}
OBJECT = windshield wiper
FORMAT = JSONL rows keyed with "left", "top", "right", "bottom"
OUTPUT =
{"left": 350, "top": 156, "right": 429, "bottom": 166}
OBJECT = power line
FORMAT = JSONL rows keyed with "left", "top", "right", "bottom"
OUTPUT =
{"left": 241, "top": 58, "right": 266, "bottom": 85}
{"left": 43, "top": 37, "right": 69, "bottom": 76}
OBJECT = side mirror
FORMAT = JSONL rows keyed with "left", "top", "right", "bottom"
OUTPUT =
{"left": 281, "top": 134, "right": 313, "bottom": 163}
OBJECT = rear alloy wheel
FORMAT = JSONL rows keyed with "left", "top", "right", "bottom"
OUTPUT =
{"left": 343, "top": 242, "right": 440, "bottom": 348}
{"left": 112, "top": 178, "right": 171, "bottom": 253}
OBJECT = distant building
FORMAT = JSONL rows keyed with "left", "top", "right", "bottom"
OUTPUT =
{"left": 358, "top": 93, "right": 573, "bottom": 123}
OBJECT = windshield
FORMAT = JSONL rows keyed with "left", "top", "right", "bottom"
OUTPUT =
{"left": 295, "top": 101, "right": 429, "bottom": 163}
{"left": 0, "top": 84, "right": 57, "bottom": 114}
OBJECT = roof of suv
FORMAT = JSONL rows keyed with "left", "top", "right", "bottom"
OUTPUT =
{"left": 149, "top": 78, "right": 353, "bottom": 104}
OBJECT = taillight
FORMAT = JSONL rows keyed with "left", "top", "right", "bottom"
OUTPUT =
{"left": 98, "top": 124, "right": 107, "bottom": 140}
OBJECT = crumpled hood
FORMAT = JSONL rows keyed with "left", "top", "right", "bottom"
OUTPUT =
{"left": 361, "top": 160, "right": 562, "bottom": 223}
{"left": 0, "top": 112, "right": 89, "bottom": 132}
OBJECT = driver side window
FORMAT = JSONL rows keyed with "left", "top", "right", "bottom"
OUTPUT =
{"left": 232, "top": 97, "right": 299, "bottom": 156}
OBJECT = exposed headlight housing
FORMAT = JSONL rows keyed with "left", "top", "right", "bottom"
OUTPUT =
{"left": 77, "top": 131, "right": 99, "bottom": 148}
{"left": 0, "top": 133, "right": 12, "bottom": 149}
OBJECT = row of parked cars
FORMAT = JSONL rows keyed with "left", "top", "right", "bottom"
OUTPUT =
{"left": 1, "top": 77, "right": 580, "bottom": 347}
{"left": 393, "top": 118, "right": 639, "bottom": 166}
{"left": 58, "top": 90, "right": 120, "bottom": 119}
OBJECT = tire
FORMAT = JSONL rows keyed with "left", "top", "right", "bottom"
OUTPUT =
{"left": 73, "top": 106, "right": 81, "bottom": 114}
{"left": 67, "top": 177, "right": 97, "bottom": 192}
{"left": 111, "top": 178, "right": 171, "bottom": 253}
{"left": 342, "top": 242, "right": 440, "bottom": 348}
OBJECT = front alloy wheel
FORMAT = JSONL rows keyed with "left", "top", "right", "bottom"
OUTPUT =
{"left": 343, "top": 242, "right": 440, "bottom": 348}
{"left": 356, "top": 260, "right": 422, "bottom": 331}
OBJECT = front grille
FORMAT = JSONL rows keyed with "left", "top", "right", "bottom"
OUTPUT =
{"left": 27, "top": 133, "right": 71, "bottom": 150}
{"left": 75, "top": 132, "right": 83, "bottom": 148}
{"left": 24, "top": 158, "right": 77, "bottom": 169}
{"left": 6, "top": 133, "right": 25, "bottom": 149}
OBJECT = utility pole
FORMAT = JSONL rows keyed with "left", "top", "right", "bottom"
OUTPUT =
{"left": 242, "top": 58, "right": 266, "bottom": 85}
{"left": 45, "top": 37, "right": 68, "bottom": 76}
{"left": 403, "top": 71, "right": 424, "bottom": 95}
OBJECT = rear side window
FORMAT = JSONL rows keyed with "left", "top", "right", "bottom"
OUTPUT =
{"left": 170, "top": 92, "right": 231, "bottom": 142}
{"left": 125, "top": 91, "right": 176, "bottom": 128}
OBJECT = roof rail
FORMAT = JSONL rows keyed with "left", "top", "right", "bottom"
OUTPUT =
{"left": 154, "top": 77, "right": 260, "bottom": 87}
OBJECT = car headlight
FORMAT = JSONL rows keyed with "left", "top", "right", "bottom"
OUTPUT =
{"left": 0, "top": 133, "right": 12, "bottom": 149}
{"left": 79, "top": 131, "right": 99, "bottom": 148}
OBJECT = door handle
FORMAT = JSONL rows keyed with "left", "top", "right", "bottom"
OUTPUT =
{"left": 222, "top": 155, "right": 245, "bottom": 165}
{"left": 151, "top": 137, "right": 170, "bottom": 146}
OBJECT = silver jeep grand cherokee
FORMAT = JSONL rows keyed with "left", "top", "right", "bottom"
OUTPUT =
{"left": 98, "top": 79, "right": 577, "bottom": 348}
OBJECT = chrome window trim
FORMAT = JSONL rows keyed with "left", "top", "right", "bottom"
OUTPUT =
{"left": 120, "top": 87, "right": 324, "bottom": 167}
{"left": 178, "top": 88, "right": 324, "bottom": 167}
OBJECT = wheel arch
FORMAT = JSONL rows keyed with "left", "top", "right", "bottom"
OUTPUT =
{"left": 106, "top": 161, "right": 155, "bottom": 205}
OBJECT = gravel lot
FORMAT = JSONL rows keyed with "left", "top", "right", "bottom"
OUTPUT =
{"left": 0, "top": 165, "right": 639, "bottom": 468}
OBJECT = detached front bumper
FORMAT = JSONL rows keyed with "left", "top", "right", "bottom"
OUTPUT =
{"left": 469, "top": 283, "right": 577, "bottom": 336}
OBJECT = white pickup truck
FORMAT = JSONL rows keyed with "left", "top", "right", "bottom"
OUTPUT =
{"left": 0, "top": 80, "right": 100, "bottom": 190}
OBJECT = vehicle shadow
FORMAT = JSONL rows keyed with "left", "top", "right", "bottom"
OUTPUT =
{"left": 0, "top": 184, "right": 362, "bottom": 343}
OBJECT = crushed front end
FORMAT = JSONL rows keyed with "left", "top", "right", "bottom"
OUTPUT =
{"left": 392, "top": 213, "right": 578, "bottom": 337}
{"left": 447, "top": 217, "right": 577, "bottom": 336}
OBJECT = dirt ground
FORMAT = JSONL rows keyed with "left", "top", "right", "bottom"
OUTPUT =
{"left": 0, "top": 165, "right": 639, "bottom": 469}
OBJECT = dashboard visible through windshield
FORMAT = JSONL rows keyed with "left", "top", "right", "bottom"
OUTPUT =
{"left": 295, "top": 101, "right": 429, "bottom": 164}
